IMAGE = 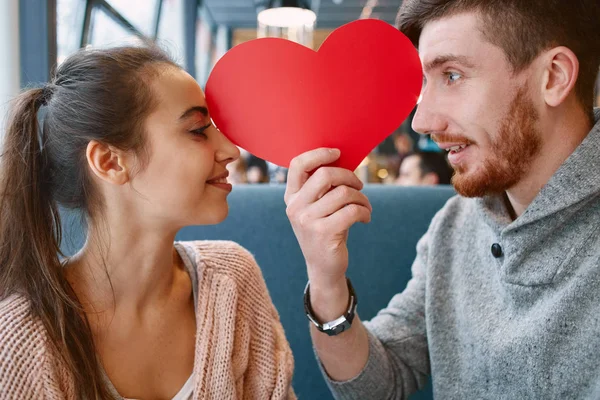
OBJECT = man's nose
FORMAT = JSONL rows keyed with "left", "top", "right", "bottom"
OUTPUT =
{"left": 411, "top": 89, "right": 447, "bottom": 135}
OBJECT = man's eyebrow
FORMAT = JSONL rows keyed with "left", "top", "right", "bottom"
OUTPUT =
{"left": 424, "top": 55, "right": 475, "bottom": 72}
{"left": 179, "top": 106, "right": 209, "bottom": 120}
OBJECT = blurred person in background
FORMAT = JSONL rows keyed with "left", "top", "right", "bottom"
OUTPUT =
{"left": 388, "top": 130, "right": 415, "bottom": 180}
{"left": 272, "top": 165, "right": 289, "bottom": 184}
{"left": 246, "top": 155, "right": 270, "bottom": 184}
{"left": 0, "top": 45, "right": 294, "bottom": 399}
{"left": 393, "top": 131, "right": 414, "bottom": 158}
{"left": 396, "top": 151, "right": 453, "bottom": 186}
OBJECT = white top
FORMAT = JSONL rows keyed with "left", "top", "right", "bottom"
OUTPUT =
{"left": 122, "top": 375, "right": 193, "bottom": 400}
{"left": 171, "top": 374, "right": 194, "bottom": 400}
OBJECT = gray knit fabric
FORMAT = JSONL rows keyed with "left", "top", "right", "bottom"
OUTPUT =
{"left": 323, "top": 109, "right": 600, "bottom": 399}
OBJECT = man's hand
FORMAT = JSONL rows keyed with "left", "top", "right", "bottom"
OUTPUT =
{"left": 284, "top": 148, "right": 372, "bottom": 290}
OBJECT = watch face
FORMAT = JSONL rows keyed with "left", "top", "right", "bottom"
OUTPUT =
{"left": 326, "top": 319, "right": 351, "bottom": 336}
{"left": 304, "top": 278, "right": 357, "bottom": 336}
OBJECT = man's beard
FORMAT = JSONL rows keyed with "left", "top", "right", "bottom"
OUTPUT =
{"left": 451, "top": 87, "right": 542, "bottom": 198}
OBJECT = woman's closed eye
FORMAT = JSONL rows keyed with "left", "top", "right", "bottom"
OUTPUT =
{"left": 190, "top": 122, "right": 212, "bottom": 138}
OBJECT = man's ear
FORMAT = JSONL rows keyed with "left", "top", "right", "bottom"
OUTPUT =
{"left": 85, "top": 140, "right": 131, "bottom": 185}
{"left": 422, "top": 172, "right": 439, "bottom": 185}
{"left": 540, "top": 46, "right": 579, "bottom": 107}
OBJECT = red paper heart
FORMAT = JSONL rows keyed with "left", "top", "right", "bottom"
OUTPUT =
{"left": 205, "top": 19, "right": 422, "bottom": 171}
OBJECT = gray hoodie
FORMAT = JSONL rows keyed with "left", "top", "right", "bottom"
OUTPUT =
{"left": 324, "top": 109, "right": 600, "bottom": 399}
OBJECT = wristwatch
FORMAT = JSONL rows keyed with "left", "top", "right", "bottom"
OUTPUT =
{"left": 303, "top": 277, "right": 357, "bottom": 336}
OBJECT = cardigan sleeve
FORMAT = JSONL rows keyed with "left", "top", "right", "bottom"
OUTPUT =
{"left": 231, "top": 243, "right": 296, "bottom": 400}
{"left": 187, "top": 240, "right": 296, "bottom": 399}
{"left": 0, "top": 295, "right": 66, "bottom": 399}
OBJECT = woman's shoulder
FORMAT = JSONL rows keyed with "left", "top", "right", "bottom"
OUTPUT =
{"left": 178, "top": 239, "right": 252, "bottom": 257}
{"left": 178, "top": 241, "right": 295, "bottom": 398}
{"left": 177, "top": 240, "right": 264, "bottom": 289}
{"left": 0, "top": 294, "right": 55, "bottom": 396}
{"left": 0, "top": 294, "right": 44, "bottom": 342}
{"left": 0, "top": 294, "right": 49, "bottom": 357}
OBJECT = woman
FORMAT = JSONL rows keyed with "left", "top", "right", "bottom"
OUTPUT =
{"left": 0, "top": 46, "right": 294, "bottom": 399}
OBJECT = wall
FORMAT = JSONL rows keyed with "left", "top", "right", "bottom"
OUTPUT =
{"left": 0, "top": 0, "right": 21, "bottom": 142}
{"left": 232, "top": 27, "right": 334, "bottom": 49}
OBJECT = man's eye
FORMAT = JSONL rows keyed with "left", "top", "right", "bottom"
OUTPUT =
{"left": 446, "top": 72, "right": 462, "bottom": 84}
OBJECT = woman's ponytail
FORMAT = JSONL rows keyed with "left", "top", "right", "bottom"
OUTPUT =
{"left": 1, "top": 45, "right": 178, "bottom": 399}
{"left": 0, "top": 87, "right": 110, "bottom": 399}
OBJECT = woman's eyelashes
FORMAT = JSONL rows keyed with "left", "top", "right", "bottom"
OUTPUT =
{"left": 190, "top": 122, "right": 212, "bottom": 138}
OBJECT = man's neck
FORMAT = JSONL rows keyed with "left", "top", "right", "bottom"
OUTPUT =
{"left": 505, "top": 108, "right": 593, "bottom": 219}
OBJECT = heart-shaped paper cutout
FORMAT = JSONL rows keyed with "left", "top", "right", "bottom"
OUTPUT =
{"left": 205, "top": 19, "right": 422, "bottom": 171}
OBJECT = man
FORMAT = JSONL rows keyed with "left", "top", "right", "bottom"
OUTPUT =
{"left": 246, "top": 155, "right": 270, "bottom": 184}
{"left": 387, "top": 131, "right": 414, "bottom": 180}
{"left": 396, "top": 151, "right": 453, "bottom": 186}
{"left": 284, "top": 0, "right": 600, "bottom": 398}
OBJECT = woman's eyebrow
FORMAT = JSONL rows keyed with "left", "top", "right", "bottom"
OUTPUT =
{"left": 179, "top": 106, "right": 209, "bottom": 121}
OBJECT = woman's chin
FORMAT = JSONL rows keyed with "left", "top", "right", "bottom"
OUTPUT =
{"left": 193, "top": 205, "right": 229, "bottom": 226}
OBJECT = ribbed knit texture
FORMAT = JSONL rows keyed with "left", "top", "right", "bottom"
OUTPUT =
{"left": 0, "top": 240, "right": 295, "bottom": 399}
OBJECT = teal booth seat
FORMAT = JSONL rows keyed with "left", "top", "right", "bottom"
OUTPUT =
{"left": 62, "top": 184, "right": 455, "bottom": 399}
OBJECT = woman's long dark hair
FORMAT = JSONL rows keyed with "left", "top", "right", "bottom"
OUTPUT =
{"left": 0, "top": 45, "right": 178, "bottom": 399}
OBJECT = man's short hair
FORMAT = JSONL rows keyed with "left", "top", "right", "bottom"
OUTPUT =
{"left": 396, "top": 0, "right": 600, "bottom": 119}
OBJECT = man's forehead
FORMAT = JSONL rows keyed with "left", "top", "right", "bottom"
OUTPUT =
{"left": 418, "top": 13, "right": 488, "bottom": 71}
{"left": 418, "top": 13, "right": 482, "bottom": 57}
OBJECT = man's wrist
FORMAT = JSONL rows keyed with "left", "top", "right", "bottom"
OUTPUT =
{"left": 307, "top": 273, "right": 347, "bottom": 294}
{"left": 307, "top": 277, "right": 351, "bottom": 323}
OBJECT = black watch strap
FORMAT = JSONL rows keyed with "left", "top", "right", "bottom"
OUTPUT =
{"left": 303, "top": 277, "right": 357, "bottom": 336}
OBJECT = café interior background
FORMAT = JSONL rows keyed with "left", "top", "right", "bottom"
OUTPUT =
{"left": 2, "top": 0, "right": 599, "bottom": 185}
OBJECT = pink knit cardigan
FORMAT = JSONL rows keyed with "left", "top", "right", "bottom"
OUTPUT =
{"left": 0, "top": 241, "right": 295, "bottom": 399}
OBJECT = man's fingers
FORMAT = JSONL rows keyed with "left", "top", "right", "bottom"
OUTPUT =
{"left": 305, "top": 186, "right": 372, "bottom": 220}
{"left": 285, "top": 148, "right": 341, "bottom": 200}
{"left": 291, "top": 167, "right": 364, "bottom": 206}
{"left": 324, "top": 203, "right": 372, "bottom": 232}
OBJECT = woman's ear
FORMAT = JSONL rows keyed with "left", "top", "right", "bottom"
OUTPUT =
{"left": 85, "top": 140, "right": 131, "bottom": 185}
{"left": 540, "top": 46, "right": 579, "bottom": 107}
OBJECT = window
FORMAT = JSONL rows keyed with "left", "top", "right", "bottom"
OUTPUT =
{"left": 89, "top": 7, "right": 142, "bottom": 48}
{"left": 105, "top": 0, "right": 159, "bottom": 37}
{"left": 57, "top": 0, "right": 185, "bottom": 66}
{"left": 57, "top": 0, "right": 86, "bottom": 64}
{"left": 56, "top": 1, "right": 221, "bottom": 81}
{"left": 157, "top": 0, "right": 185, "bottom": 65}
